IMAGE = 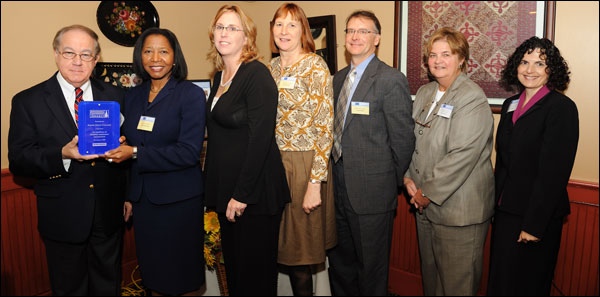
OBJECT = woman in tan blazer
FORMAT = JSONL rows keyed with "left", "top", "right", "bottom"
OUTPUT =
{"left": 403, "top": 27, "right": 494, "bottom": 296}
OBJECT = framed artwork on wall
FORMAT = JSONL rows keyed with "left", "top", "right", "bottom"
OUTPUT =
{"left": 93, "top": 62, "right": 142, "bottom": 89}
{"left": 97, "top": 1, "right": 160, "bottom": 47}
{"left": 308, "top": 15, "right": 337, "bottom": 75}
{"left": 189, "top": 79, "right": 211, "bottom": 141}
{"left": 189, "top": 79, "right": 212, "bottom": 100}
{"left": 393, "top": 1, "right": 556, "bottom": 112}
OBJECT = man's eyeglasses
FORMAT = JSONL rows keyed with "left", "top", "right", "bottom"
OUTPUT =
{"left": 214, "top": 25, "right": 243, "bottom": 33}
{"left": 59, "top": 51, "right": 95, "bottom": 62}
{"left": 344, "top": 29, "right": 378, "bottom": 35}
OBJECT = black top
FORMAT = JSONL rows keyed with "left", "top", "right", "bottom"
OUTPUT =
{"left": 495, "top": 90, "right": 579, "bottom": 238}
{"left": 204, "top": 60, "right": 290, "bottom": 215}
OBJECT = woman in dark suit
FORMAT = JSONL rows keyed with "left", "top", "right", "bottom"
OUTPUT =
{"left": 104, "top": 28, "right": 206, "bottom": 295}
{"left": 487, "top": 36, "right": 579, "bottom": 296}
{"left": 203, "top": 5, "right": 290, "bottom": 296}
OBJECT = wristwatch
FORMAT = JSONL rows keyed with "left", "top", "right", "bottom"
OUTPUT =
{"left": 132, "top": 146, "right": 138, "bottom": 159}
{"left": 309, "top": 179, "right": 321, "bottom": 184}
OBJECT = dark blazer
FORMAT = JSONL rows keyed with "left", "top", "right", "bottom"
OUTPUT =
{"left": 204, "top": 60, "right": 290, "bottom": 215}
{"left": 8, "top": 74, "right": 127, "bottom": 243}
{"left": 495, "top": 90, "right": 579, "bottom": 238}
{"left": 122, "top": 78, "right": 205, "bottom": 204}
{"left": 333, "top": 56, "right": 415, "bottom": 214}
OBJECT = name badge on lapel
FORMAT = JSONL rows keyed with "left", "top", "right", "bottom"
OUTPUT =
{"left": 137, "top": 116, "right": 155, "bottom": 132}
{"left": 351, "top": 102, "right": 370, "bottom": 115}
{"left": 278, "top": 77, "right": 296, "bottom": 89}
{"left": 508, "top": 99, "right": 519, "bottom": 113}
{"left": 437, "top": 104, "right": 453, "bottom": 118}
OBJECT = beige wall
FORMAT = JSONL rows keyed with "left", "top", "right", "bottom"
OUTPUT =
{"left": 554, "top": 1, "right": 599, "bottom": 183}
{"left": 1, "top": 1, "right": 598, "bottom": 183}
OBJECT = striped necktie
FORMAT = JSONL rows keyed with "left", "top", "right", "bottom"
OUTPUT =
{"left": 74, "top": 87, "right": 83, "bottom": 127}
{"left": 331, "top": 67, "right": 356, "bottom": 163}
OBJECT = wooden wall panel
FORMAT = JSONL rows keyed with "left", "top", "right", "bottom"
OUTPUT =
{"left": 1, "top": 169, "right": 138, "bottom": 296}
{"left": 388, "top": 181, "right": 599, "bottom": 296}
{"left": 1, "top": 177, "right": 50, "bottom": 296}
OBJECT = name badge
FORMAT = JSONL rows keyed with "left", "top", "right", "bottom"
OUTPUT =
{"left": 508, "top": 99, "right": 519, "bottom": 113}
{"left": 137, "top": 116, "right": 155, "bottom": 132}
{"left": 351, "top": 102, "right": 370, "bottom": 115}
{"left": 437, "top": 104, "right": 453, "bottom": 118}
{"left": 278, "top": 77, "right": 297, "bottom": 89}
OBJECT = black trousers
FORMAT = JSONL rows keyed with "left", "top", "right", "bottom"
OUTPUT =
{"left": 487, "top": 210, "right": 563, "bottom": 296}
{"left": 219, "top": 212, "right": 282, "bottom": 296}
{"left": 42, "top": 216, "right": 123, "bottom": 296}
{"left": 328, "top": 158, "right": 395, "bottom": 296}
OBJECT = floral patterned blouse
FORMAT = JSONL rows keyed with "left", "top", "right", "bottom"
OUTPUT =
{"left": 269, "top": 53, "right": 334, "bottom": 181}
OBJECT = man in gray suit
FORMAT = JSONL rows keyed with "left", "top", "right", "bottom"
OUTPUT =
{"left": 327, "top": 10, "right": 415, "bottom": 296}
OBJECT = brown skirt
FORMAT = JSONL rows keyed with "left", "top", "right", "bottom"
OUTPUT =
{"left": 278, "top": 151, "right": 337, "bottom": 265}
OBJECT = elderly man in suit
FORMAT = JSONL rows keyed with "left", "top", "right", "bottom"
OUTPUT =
{"left": 8, "top": 25, "right": 130, "bottom": 296}
{"left": 327, "top": 10, "right": 415, "bottom": 296}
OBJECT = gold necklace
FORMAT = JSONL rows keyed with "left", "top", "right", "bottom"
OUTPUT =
{"left": 220, "top": 62, "right": 242, "bottom": 87}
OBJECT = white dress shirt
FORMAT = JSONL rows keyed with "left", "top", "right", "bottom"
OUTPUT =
{"left": 56, "top": 72, "right": 94, "bottom": 170}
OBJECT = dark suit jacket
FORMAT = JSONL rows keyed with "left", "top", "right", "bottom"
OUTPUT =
{"left": 333, "top": 56, "right": 415, "bottom": 214}
{"left": 495, "top": 90, "right": 579, "bottom": 238}
{"left": 204, "top": 60, "right": 290, "bottom": 215}
{"left": 122, "top": 78, "right": 205, "bottom": 204}
{"left": 8, "top": 74, "right": 127, "bottom": 243}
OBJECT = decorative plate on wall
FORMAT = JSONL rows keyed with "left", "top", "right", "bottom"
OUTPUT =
{"left": 97, "top": 1, "right": 159, "bottom": 47}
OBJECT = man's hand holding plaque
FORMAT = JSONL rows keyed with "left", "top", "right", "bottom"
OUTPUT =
{"left": 62, "top": 135, "right": 99, "bottom": 161}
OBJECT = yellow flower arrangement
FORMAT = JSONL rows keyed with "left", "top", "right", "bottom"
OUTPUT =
{"left": 204, "top": 210, "right": 222, "bottom": 271}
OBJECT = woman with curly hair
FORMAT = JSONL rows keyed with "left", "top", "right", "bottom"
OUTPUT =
{"left": 487, "top": 36, "right": 579, "bottom": 295}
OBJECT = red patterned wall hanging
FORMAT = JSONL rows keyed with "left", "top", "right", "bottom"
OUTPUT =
{"left": 405, "top": 1, "right": 537, "bottom": 98}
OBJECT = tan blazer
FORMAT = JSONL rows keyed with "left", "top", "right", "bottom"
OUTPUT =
{"left": 407, "top": 73, "right": 494, "bottom": 226}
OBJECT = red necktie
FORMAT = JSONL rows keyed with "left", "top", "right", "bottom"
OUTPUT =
{"left": 74, "top": 87, "right": 83, "bottom": 127}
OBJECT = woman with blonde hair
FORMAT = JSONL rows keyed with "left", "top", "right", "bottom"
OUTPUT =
{"left": 203, "top": 5, "right": 290, "bottom": 295}
{"left": 268, "top": 3, "right": 335, "bottom": 296}
{"left": 404, "top": 27, "right": 494, "bottom": 295}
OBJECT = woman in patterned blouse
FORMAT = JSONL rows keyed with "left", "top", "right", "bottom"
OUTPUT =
{"left": 268, "top": 3, "right": 336, "bottom": 296}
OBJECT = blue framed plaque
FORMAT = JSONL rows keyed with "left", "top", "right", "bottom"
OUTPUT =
{"left": 78, "top": 101, "right": 120, "bottom": 155}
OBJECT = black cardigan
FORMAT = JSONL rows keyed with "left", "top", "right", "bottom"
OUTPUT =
{"left": 204, "top": 60, "right": 290, "bottom": 215}
{"left": 494, "top": 90, "right": 579, "bottom": 238}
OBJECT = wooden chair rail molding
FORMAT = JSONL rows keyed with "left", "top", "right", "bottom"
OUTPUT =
{"left": 2, "top": 168, "right": 598, "bottom": 296}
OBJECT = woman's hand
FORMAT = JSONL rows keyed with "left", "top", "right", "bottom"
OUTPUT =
{"left": 226, "top": 198, "right": 247, "bottom": 222}
{"left": 411, "top": 189, "right": 431, "bottom": 213}
{"left": 104, "top": 144, "right": 134, "bottom": 163}
{"left": 123, "top": 202, "right": 132, "bottom": 222}
{"left": 302, "top": 182, "right": 322, "bottom": 214}
{"left": 404, "top": 177, "right": 418, "bottom": 197}
{"left": 517, "top": 230, "right": 540, "bottom": 243}
{"left": 404, "top": 177, "right": 427, "bottom": 211}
